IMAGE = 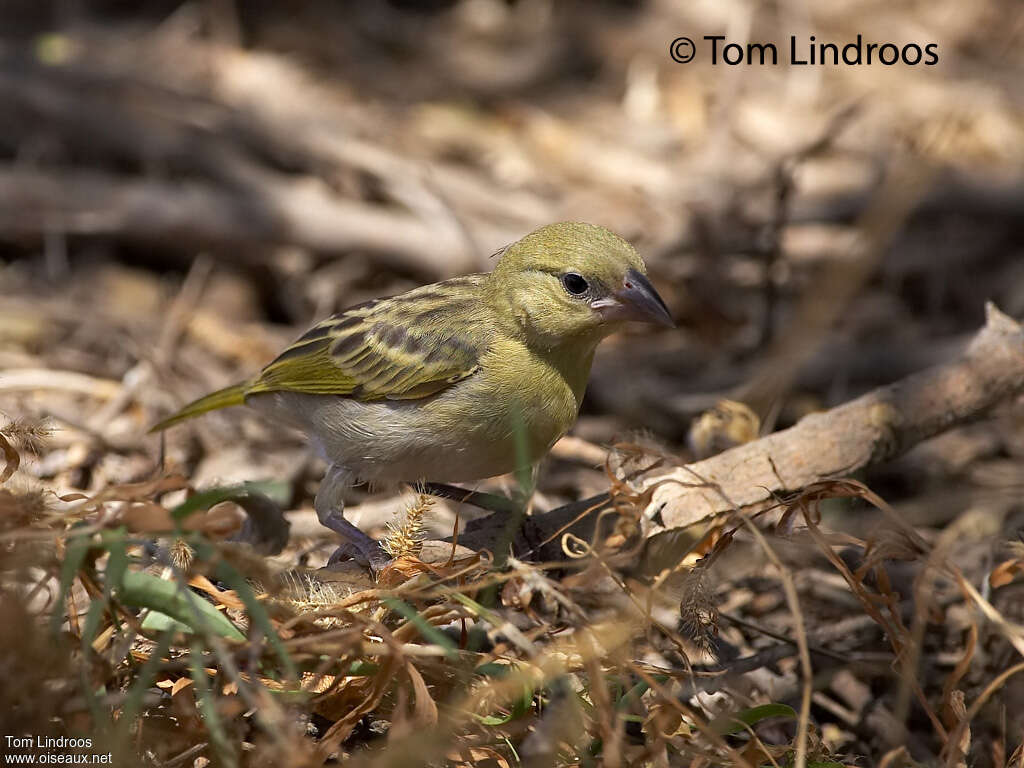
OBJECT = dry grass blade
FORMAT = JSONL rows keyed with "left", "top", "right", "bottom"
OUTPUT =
{"left": 0, "top": 432, "right": 19, "bottom": 484}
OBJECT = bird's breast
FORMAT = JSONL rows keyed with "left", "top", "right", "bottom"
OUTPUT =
{"left": 415, "top": 339, "right": 585, "bottom": 480}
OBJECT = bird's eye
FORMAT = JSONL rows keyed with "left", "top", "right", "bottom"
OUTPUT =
{"left": 561, "top": 272, "right": 589, "bottom": 296}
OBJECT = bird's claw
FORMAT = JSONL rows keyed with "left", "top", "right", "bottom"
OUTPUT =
{"left": 325, "top": 540, "right": 394, "bottom": 580}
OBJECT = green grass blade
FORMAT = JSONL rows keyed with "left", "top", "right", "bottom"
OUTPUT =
{"left": 120, "top": 570, "right": 244, "bottom": 641}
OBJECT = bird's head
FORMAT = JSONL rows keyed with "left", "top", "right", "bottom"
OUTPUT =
{"left": 487, "top": 222, "right": 673, "bottom": 348}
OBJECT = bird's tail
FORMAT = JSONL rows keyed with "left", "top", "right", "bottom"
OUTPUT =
{"left": 149, "top": 383, "right": 248, "bottom": 432}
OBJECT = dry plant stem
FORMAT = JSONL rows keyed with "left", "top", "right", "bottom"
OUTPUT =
{"left": 799, "top": 488, "right": 947, "bottom": 741}
{"left": 720, "top": 612, "right": 864, "bottom": 666}
{"left": 162, "top": 744, "right": 208, "bottom": 768}
{"left": 691, "top": 614, "right": 882, "bottom": 697}
{"left": 155, "top": 256, "right": 213, "bottom": 368}
{"left": 895, "top": 510, "right": 976, "bottom": 734}
{"left": 942, "top": 662, "right": 1024, "bottom": 768}
{"left": 0, "top": 433, "right": 18, "bottom": 483}
{"left": 879, "top": 746, "right": 914, "bottom": 768}
{"left": 940, "top": 624, "right": 977, "bottom": 724}
{"left": 737, "top": 721, "right": 782, "bottom": 768}
{"left": 729, "top": 500, "right": 813, "bottom": 768}
{"left": 643, "top": 303, "right": 1024, "bottom": 534}
{"left": 756, "top": 102, "right": 860, "bottom": 351}
{"left": 956, "top": 573, "right": 1024, "bottom": 659}
{"left": 578, "top": 630, "right": 621, "bottom": 767}
{"left": 632, "top": 461, "right": 812, "bottom": 766}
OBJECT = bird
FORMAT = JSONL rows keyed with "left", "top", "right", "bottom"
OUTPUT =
{"left": 151, "top": 222, "right": 673, "bottom": 571}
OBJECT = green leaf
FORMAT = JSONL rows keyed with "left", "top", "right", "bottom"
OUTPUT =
{"left": 240, "top": 480, "right": 292, "bottom": 507}
{"left": 171, "top": 485, "right": 246, "bottom": 521}
{"left": 120, "top": 571, "right": 244, "bottom": 641}
{"left": 81, "top": 598, "right": 106, "bottom": 647}
{"left": 140, "top": 610, "right": 196, "bottom": 635}
{"left": 476, "top": 713, "right": 515, "bottom": 726}
{"left": 714, "top": 703, "right": 798, "bottom": 735}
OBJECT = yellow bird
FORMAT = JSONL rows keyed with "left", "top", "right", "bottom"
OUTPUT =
{"left": 152, "top": 222, "right": 673, "bottom": 569}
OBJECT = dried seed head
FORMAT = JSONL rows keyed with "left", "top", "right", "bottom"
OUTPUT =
{"left": 382, "top": 494, "right": 433, "bottom": 558}
{"left": 169, "top": 538, "right": 194, "bottom": 570}
{"left": 0, "top": 416, "right": 54, "bottom": 455}
{"left": 678, "top": 562, "right": 719, "bottom": 658}
{"left": 0, "top": 485, "right": 52, "bottom": 528}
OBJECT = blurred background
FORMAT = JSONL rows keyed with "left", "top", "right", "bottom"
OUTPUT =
{"left": 2, "top": 0, "right": 1022, "bottom": 513}
{"left": 2, "top": 1, "right": 1024, "bottom": 763}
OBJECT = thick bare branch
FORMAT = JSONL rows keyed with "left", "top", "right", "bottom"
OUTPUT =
{"left": 642, "top": 303, "right": 1024, "bottom": 533}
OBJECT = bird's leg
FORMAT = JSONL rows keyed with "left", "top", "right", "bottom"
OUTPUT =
{"left": 315, "top": 464, "right": 389, "bottom": 572}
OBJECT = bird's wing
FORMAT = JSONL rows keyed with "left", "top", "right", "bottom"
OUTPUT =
{"left": 246, "top": 276, "right": 490, "bottom": 402}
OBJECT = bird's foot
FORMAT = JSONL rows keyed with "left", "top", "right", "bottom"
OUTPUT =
{"left": 325, "top": 536, "right": 393, "bottom": 578}
{"left": 314, "top": 465, "right": 395, "bottom": 577}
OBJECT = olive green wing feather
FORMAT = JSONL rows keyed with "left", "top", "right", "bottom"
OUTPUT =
{"left": 246, "top": 276, "right": 489, "bottom": 402}
{"left": 149, "top": 276, "right": 490, "bottom": 431}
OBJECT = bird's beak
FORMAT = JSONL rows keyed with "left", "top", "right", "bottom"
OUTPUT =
{"left": 598, "top": 268, "right": 675, "bottom": 327}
